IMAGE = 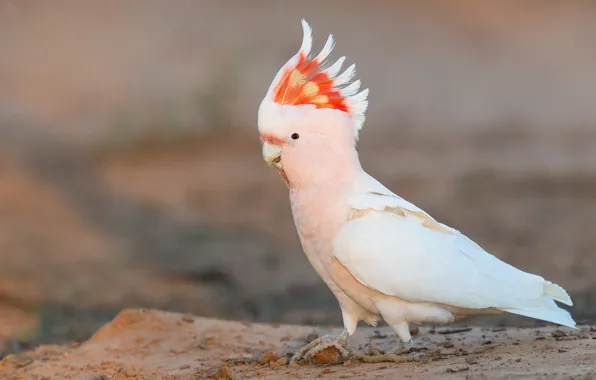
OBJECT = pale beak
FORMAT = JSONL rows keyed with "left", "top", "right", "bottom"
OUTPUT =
{"left": 262, "top": 141, "right": 282, "bottom": 169}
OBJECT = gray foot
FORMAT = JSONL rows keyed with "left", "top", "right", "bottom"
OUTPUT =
{"left": 290, "top": 329, "right": 350, "bottom": 364}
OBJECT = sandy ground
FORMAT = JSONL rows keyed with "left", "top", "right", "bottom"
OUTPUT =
{"left": 1, "top": 309, "right": 595, "bottom": 379}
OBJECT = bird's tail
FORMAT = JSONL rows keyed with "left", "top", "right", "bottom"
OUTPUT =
{"left": 543, "top": 280, "right": 573, "bottom": 306}
{"left": 501, "top": 281, "right": 576, "bottom": 328}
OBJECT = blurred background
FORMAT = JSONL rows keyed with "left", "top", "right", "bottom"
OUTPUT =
{"left": 1, "top": 0, "right": 595, "bottom": 355}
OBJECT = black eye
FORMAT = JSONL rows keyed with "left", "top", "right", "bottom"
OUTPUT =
{"left": 291, "top": 133, "right": 300, "bottom": 140}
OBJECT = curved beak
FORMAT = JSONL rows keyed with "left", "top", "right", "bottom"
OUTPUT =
{"left": 262, "top": 141, "right": 282, "bottom": 169}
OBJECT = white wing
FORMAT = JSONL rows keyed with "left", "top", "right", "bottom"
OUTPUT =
{"left": 334, "top": 172, "right": 575, "bottom": 326}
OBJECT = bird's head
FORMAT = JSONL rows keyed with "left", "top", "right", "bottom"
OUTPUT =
{"left": 258, "top": 20, "right": 369, "bottom": 188}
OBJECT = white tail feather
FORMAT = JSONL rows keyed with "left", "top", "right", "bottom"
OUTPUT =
{"left": 544, "top": 281, "right": 573, "bottom": 306}
{"left": 502, "top": 297, "right": 576, "bottom": 328}
{"left": 500, "top": 279, "right": 575, "bottom": 328}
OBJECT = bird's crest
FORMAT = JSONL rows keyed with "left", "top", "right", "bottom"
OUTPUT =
{"left": 265, "top": 19, "right": 369, "bottom": 135}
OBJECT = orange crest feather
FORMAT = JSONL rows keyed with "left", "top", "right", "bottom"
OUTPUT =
{"left": 273, "top": 53, "right": 350, "bottom": 113}
{"left": 267, "top": 20, "right": 369, "bottom": 134}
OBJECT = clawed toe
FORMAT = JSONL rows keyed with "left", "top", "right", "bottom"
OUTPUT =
{"left": 313, "top": 341, "right": 350, "bottom": 359}
{"left": 290, "top": 332, "right": 351, "bottom": 364}
{"left": 290, "top": 341, "right": 351, "bottom": 364}
{"left": 289, "top": 331, "right": 423, "bottom": 365}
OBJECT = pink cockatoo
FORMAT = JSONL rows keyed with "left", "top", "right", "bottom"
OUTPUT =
{"left": 258, "top": 20, "right": 575, "bottom": 364}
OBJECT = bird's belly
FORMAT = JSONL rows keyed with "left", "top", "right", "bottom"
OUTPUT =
{"left": 376, "top": 298, "right": 456, "bottom": 324}
{"left": 327, "top": 257, "right": 471, "bottom": 325}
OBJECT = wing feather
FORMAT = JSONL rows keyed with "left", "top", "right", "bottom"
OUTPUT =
{"left": 336, "top": 172, "right": 572, "bottom": 313}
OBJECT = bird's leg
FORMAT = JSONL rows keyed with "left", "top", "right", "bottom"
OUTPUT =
{"left": 389, "top": 338, "right": 414, "bottom": 355}
{"left": 290, "top": 328, "right": 350, "bottom": 364}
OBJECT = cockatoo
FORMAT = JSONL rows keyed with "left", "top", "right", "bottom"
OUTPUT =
{"left": 258, "top": 20, "right": 575, "bottom": 364}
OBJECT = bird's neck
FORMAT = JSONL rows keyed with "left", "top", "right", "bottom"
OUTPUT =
{"left": 284, "top": 146, "right": 362, "bottom": 191}
{"left": 284, "top": 143, "right": 362, "bottom": 251}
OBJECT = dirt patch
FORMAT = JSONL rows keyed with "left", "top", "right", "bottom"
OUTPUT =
{"left": 1, "top": 309, "right": 595, "bottom": 379}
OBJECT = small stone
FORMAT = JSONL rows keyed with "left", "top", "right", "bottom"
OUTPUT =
{"left": 409, "top": 326, "right": 420, "bottom": 336}
{"left": 276, "top": 357, "right": 288, "bottom": 366}
{"left": 270, "top": 362, "right": 282, "bottom": 370}
{"left": 182, "top": 314, "right": 194, "bottom": 323}
{"left": 343, "top": 359, "right": 352, "bottom": 367}
{"left": 289, "top": 363, "right": 300, "bottom": 369}
{"left": 258, "top": 351, "right": 278, "bottom": 365}
{"left": 255, "top": 369, "right": 265, "bottom": 375}
{"left": 211, "top": 365, "right": 231, "bottom": 380}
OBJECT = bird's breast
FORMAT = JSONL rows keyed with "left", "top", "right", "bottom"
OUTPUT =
{"left": 290, "top": 187, "right": 351, "bottom": 259}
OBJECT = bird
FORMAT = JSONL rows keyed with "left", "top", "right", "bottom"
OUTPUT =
{"left": 257, "top": 19, "right": 575, "bottom": 364}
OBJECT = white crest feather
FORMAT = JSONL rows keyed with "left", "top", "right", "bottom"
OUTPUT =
{"left": 299, "top": 19, "right": 313, "bottom": 57}
{"left": 315, "top": 35, "right": 335, "bottom": 63}
{"left": 334, "top": 64, "right": 356, "bottom": 86}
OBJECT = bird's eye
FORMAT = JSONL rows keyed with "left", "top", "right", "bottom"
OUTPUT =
{"left": 291, "top": 133, "right": 300, "bottom": 140}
